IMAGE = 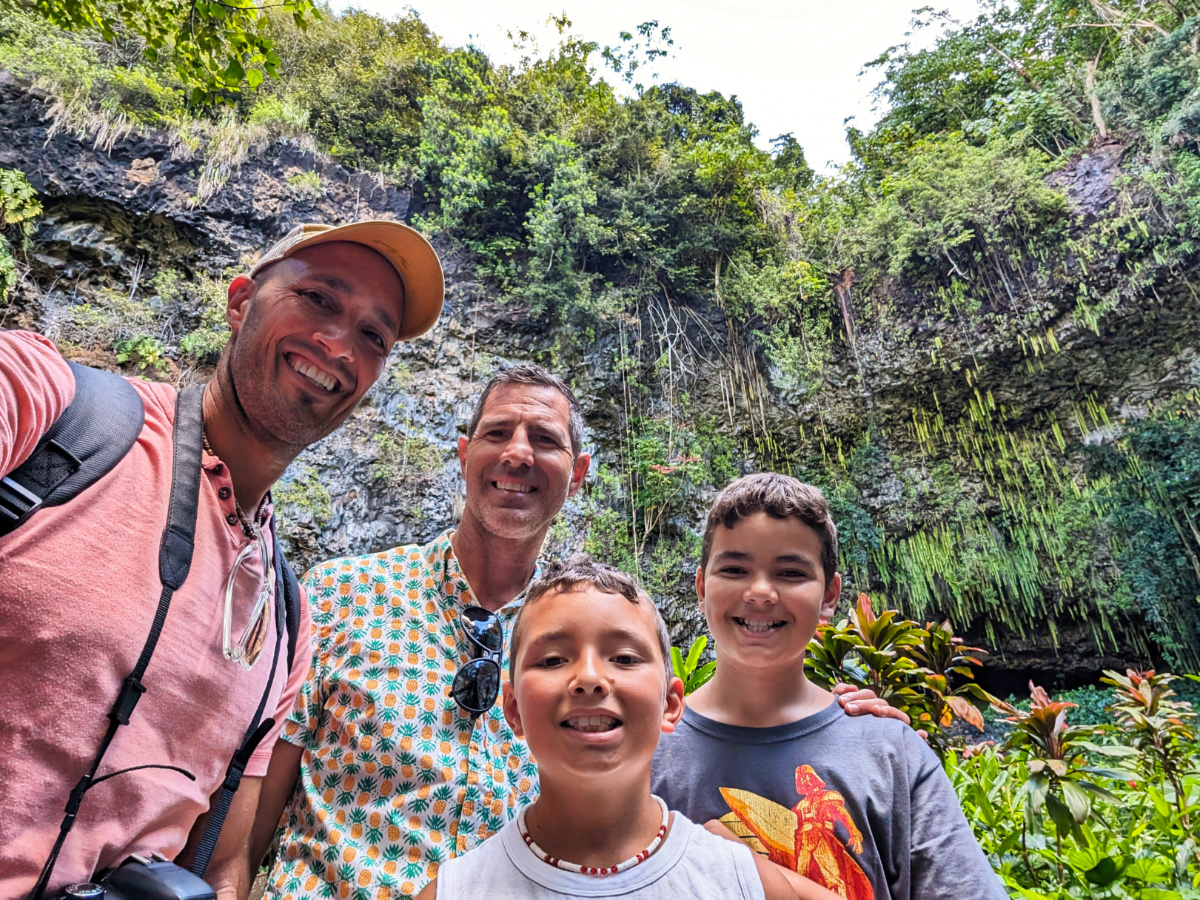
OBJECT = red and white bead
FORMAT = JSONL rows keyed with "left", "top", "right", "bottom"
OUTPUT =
{"left": 518, "top": 795, "right": 670, "bottom": 877}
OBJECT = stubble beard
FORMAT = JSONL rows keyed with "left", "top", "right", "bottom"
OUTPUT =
{"left": 224, "top": 328, "right": 336, "bottom": 452}
{"left": 467, "top": 478, "right": 572, "bottom": 545}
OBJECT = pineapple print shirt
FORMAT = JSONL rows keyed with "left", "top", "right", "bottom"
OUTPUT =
{"left": 268, "top": 530, "right": 539, "bottom": 900}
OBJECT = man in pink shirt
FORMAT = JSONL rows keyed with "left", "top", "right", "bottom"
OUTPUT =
{"left": 0, "top": 221, "right": 444, "bottom": 900}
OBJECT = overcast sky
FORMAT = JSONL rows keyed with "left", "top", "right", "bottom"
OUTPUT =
{"left": 333, "top": 0, "right": 983, "bottom": 170}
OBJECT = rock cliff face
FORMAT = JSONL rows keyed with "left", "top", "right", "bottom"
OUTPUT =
{"left": 3, "top": 75, "right": 1197, "bottom": 694}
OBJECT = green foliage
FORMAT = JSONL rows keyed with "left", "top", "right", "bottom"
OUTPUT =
{"left": 864, "top": 1, "right": 1199, "bottom": 161}
{"left": 0, "top": 7, "right": 187, "bottom": 146}
{"left": 53, "top": 285, "right": 157, "bottom": 352}
{"left": 115, "top": 334, "right": 169, "bottom": 373}
{"left": 949, "top": 739, "right": 1200, "bottom": 898}
{"left": 721, "top": 256, "right": 832, "bottom": 387}
{"left": 284, "top": 169, "right": 323, "bottom": 200}
{"left": 852, "top": 133, "right": 1068, "bottom": 298}
{"left": 247, "top": 95, "right": 311, "bottom": 133}
{"left": 155, "top": 269, "right": 230, "bottom": 365}
{"left": 997, "top": 685, "right": 1124, "bottom": 848}
{"left": 806, "top": 593, "right": 994, "bottom": 754}
{"left": 255, "top": 7, "right": 439, "bottom": 171}
{"left": 0, "top": 8, "right": 316, "bottom": 201}
{"left": 18, "top": 0, "right": 317, "bottom": 103}
{"left": 371, "top": 428, "right": 444, "bottom": 485}
{"left": 1087, "top": 415, "right": 1200, "bottom": 668}
{"left": 1103, "top": 669, "right": 1198, "bottom": 829}
{"left": 0, "top": 167, "right": 40, "bottom": 304}
{"left": 952, "top": 674, "right": 1200, "bottom": 897}
{"left": 274, "top": 464, "right": 332, "bottom": 528}
{"left": 670, "top": 635, "right": 715, "bottom": 694}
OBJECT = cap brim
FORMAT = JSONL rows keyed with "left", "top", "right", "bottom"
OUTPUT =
{"left": 252, "top": 220, "right": 445, "bottom": 340}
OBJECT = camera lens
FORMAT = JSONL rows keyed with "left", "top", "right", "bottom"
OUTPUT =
{"left": 63, "top": 884, "right": 105, "bottom": 899}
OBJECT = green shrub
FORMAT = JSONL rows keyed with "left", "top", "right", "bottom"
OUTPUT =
{"left": 285, "top": 169, "right": 323, "bottom": 200}
{"left": 274, "top": 465, "right": 333, "bottom": 528}
{"left": 115, "top": 334, "right": 169, "bottom": 373}
{"left": 248, "top": 96, "right": 311, "bottom": 136}
{"left": 0, "top": 167, "right": 41, "bottom": 304}
{"left": 156, "top": 270, "right": 231, "bottom": 365}
{"left": 851, "top": 133, "right": 1068, "bottom": 296}
{"left": 370, "top": 428, "right": 444, "bottom": 485}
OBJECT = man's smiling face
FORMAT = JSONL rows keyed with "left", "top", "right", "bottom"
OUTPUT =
{"left": 224, "top": 241, "right": 404, "bottom": 449}
{"left": 458, "top": 383, "right": 590, "bottom": 543}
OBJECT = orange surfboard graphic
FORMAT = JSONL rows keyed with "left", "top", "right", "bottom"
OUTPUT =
{"left": 720, "top": 766, "right": 874, "bottom": 900}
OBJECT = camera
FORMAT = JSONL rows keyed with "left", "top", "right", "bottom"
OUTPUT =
{"left": 58, "top": 855, "right": 215, "bottom": 900}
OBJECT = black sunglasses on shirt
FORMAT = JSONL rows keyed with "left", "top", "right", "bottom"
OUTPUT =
{"left": 450, "top": 606, "right": 503, "bottom": 715}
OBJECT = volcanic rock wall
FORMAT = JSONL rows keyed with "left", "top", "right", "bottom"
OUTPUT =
{"left": 4, "top": 74, "right": 1198, "bottom": 693}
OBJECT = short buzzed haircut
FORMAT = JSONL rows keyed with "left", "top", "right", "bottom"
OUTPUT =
{"left": 509, "top": 555, "right": 673, "bottom": 682}
{"left": 700, "top": 473, "right": 839, "bottom": 586}
{"left": 466, "top": 364, "right": 585, "bottom": 457}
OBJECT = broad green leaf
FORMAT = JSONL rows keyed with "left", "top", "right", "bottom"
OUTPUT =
{"left": 670, "top": 646, "right": 685, "bottom": 681}
{"left": 1045, "top": 792, "right": 1075, "bottom": 834}
{"left": 685, "top": 635, "right": 706, "bottom": 672}
{"left": 1126, "top": 857, "right": 1172, "bottom": 883}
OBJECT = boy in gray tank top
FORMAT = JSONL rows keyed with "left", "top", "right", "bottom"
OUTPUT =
{"left": 417, "top": 557, "right": 796, "bottom": 900}
{"left": 651, "top": 474, "right": 1007, "bottom": 899}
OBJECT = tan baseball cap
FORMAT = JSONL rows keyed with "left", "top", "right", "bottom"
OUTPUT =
{"left": 249, "top": 221, "right": 445, "bottom": 340}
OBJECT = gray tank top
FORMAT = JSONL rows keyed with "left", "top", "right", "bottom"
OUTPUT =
{"left": 435, "top": 811, "right": 766, "bottom": 899}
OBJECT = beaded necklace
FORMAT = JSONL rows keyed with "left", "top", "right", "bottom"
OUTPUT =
{"left": 517, "top": 795, "right": 670, "bottom": 877}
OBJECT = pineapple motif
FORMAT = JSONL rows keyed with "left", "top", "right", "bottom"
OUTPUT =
{"left": 271, "top": 534, "right": 537, "bottom": 899}
{"left": 348, "top": 808, "right": 366, "bottom": 839}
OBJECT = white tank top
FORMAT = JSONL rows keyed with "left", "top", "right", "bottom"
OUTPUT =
{"left": 435, "top": 811, "right": 766, "bottom": 899}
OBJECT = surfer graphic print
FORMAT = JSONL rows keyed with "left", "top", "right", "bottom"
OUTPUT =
{"left": 652, "top": 702, "right": 1008, "bottom": 900}
{"left": 720, "top": 766, "right": 874, "bottom": 900}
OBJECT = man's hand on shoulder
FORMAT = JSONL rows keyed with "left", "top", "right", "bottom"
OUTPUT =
{"left": 832, "top": 683, "right": 911, "bottom": 725}
{"left": 414, "top": 877, "right": 437, "bottom": 899}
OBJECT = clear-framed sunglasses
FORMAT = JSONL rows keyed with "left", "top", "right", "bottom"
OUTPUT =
{"left": 222, "top": 528, "right": 275, "bottom": 671}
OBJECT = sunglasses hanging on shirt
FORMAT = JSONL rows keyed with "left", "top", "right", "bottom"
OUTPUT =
{"left": 450, "top": 606, "right": 503, "bottom": 715}
{"left": 222, "top": 527, "right": 275, "bottom": 670}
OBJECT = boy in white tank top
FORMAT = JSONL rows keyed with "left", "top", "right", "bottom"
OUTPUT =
{"left": 416, "top": 557, "right": 798, "bottom": 900}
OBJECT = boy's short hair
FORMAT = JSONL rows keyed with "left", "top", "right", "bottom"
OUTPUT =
{"left": 700, "top": 473, "right": 839, "bottom": 586}
{"left": 466, "top": 363, "right": 585, "bottom": 458}
{"left": 510, "top": 555, "right": 673, "bottom": 682}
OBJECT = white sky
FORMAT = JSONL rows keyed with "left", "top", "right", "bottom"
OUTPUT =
{"left": 334, "top": 0, "right": 982, "bottom": 170}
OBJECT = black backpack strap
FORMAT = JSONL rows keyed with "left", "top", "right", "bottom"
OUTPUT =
{"left": 276, "top": 537, "right": 302, "bottom": 675}
{"left": 28, "top": 384, "right": 203, "bottom": 900}
{"left": 1, "top": 363, "right": 144, "bottom": 536}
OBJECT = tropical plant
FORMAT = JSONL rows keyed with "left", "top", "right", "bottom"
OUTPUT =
{"left": 807, "top": 593, "right": 924, "bottom": 703}
{"left": 948, "top": 740, "right": 1200, "bottom": 897}
{"left": 807, "top": 594, "right": 992, "bottom": 746}
{"left": 907, "top": 620, "right": 997, "bottom": 754}
{"left": 996, "top": 683, "right": 1127, "bottom": 880}
{"left": 670, "top": 635, "right": 715, "bottom": 695}
{"left": 1103, "top": 668, "right": 1198, "bottom": 830}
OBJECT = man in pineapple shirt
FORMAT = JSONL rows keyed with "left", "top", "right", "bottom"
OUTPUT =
{"left": 254, "top": 365, "right": 590, "bottom": 900}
